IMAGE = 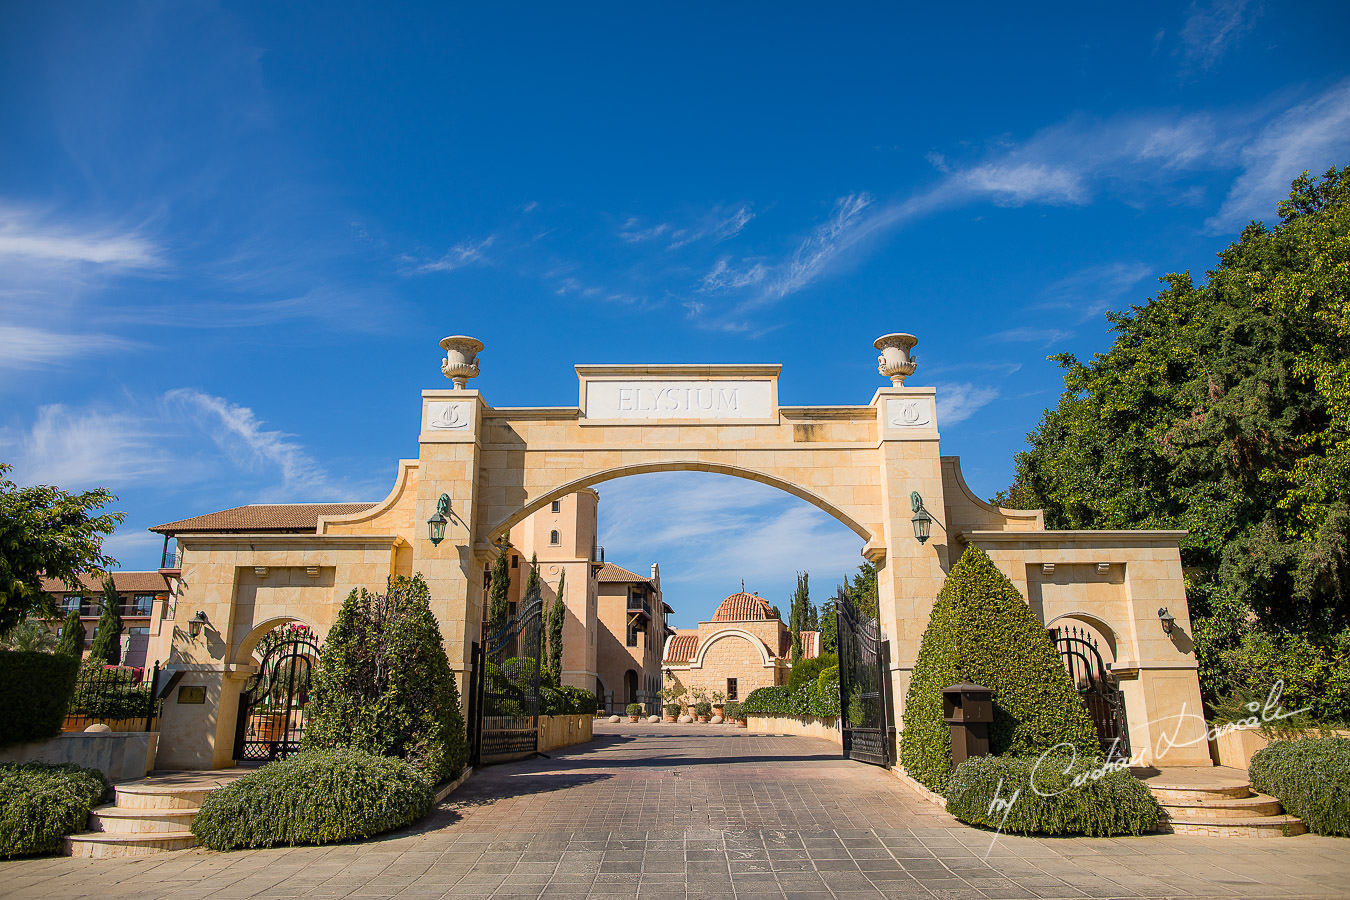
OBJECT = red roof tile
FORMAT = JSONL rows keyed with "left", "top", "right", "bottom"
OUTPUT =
{"left": 595, "top": 562, "right": 653, "bottom": 584}
{"left": 41, "top": 572, "right": 168, "bottom": 594}
{"left": 711, "top": 591, "right": 775, "bottom": 622}
{"left": 150, "top": 503, "right": 375, "bottom": 534}
{"left": 663, "top": 634, "right": 699, "bottom": 664}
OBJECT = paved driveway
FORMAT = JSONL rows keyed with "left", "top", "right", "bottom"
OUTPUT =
{"left": 4, "top": 722, "right": 1347, "bottom": 899}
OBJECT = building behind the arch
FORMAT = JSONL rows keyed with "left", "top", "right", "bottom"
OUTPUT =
{"left": 145, "top": 333, "right": 1213, "bottom": 771}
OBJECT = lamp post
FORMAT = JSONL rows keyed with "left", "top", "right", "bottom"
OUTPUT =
{"left": 188, "top": 610, "right": 209, "bottom": 640}
{"left": 1158, "top": 607, "right": 1176, "bottom": 635}
{"left": 910, "top": 491, "right": 933, "bottom": 544}
{"left": 427, "top": 493, "right": 450, "bottom": 546}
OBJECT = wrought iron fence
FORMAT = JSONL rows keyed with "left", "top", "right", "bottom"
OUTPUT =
{"left": 65, "top": 661, "right": 162, "bottom": 732}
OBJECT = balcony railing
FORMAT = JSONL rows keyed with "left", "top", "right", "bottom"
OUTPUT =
{"left": 627, "top": 596, "right": 651, "bottom": 618}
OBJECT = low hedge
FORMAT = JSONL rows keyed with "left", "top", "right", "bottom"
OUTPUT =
{"left": 0, "top": 651, "right": 80, "bottom": 747}
{"left": 192, "top": 748, "right": 433, "bottom": 850}
{"left": 787, "top": 652, "right": 838, "bottom": 693}
{"left": 1249, "top": 737, "right": 1350, "bottom": 836}
{"left": 945, "top": 755, "right": 1162, "bottom": 836}
{"left": 540, "top": 684, "right": 597, "bottom": 716}
{"left": 0, "top": 762, "right": 109, "bottom": 858}
{"left": 741, "top": 680, "right": 840, "bottom": 718}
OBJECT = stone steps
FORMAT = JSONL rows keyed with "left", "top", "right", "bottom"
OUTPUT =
{"left": 63, "top": 770, "right": 247, "bottom": 859}
{"left": 1145, "top": 769, "right": 1306, "bottom": 838}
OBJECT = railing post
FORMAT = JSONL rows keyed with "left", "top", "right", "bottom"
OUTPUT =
{"left": 145, "top": 661, "right": 160, "bottom": 732}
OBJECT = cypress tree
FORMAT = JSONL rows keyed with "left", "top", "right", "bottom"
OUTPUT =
{"left": 54, "top": 610, "right": 85, "bottom": 658}
{"left": 547, "top": 570, "right": 565, "bottom": 682}
{"left": 87, "top": 577, "right": 123, "bottom": 666}
{"left": 900, "top": 545, "right": 1098, "bottom": 794}
{"left": 304, "top": 573, "right": 467, "bottom": 782}
{"left": 790, "top": 572, "right": 809, "bottom": 660}
{"left": 487, "top": 549, "right": 511, "bottom": 653}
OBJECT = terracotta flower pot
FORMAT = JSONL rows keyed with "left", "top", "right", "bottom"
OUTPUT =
{"left": 629, "top": 715, "right": 640, "bottom": 723}
{"left": 664, "top": 715, "right": 676, "bottom": 723}
{"left": 736, "top": 718, "right": 747, "bottom": 728}
{"left": 698, "top": 715, "right": 710, "bottom": 723}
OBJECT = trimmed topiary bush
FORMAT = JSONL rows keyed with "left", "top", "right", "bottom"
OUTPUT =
{"left": 0, "top": 762, "right": 109, "bottom": 858}
{"left": 191, "top": 748, "right": 433, "bottom": 850}
{"left": 787, "top": 652, "right": 838, "bottom": 693}
{"left": 1249, "top": 737, "right": 1350, "bottom": 836}
{"left": 723, "top": 700, "right": 743, "bottom": 720}
{"left": 626, "top": 702, "right": 644, "bottom": 717}
{"left": 694, "top": 701, "right": 712, "bottom": 717}
{"left": 946, "top": 755, "right": 1162, "bottom": 836}
{"left": 303, "top": 574, "right": 467, "bottom": 783}
{"left": 0, "top": 651, "right": 80, "bottom": 748}
{"left": 664, "top": 703, "right": 681, "bottom": 717}
{"left": 900, "top": 545, "right": 1097, "bottom": 795}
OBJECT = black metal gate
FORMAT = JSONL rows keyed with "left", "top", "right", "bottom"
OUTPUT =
{"left": 1052, "top": 626, "right": 1130, "bottom": 760}
{"left": 234, "top": 626, "right": 319, "bottom": 763}
{"left": 836, "top": 588, "right": 892, "bottom": 766}
{"left": 468, "top": 589, "right": 545, "bottom": 767}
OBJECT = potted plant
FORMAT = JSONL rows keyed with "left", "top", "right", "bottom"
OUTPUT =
{"left": 626, "top": 702, "right": 644, "bottom": 723}
{"left": 695, "top": 700, "right": 712, "bottom": 723}
{"left": 711, "top": 690, "right": 727, "bottom": 717}
{"left": 688, "top": 686, "right": 708, "bottom": 719}
{"left": 663, "top": 702, "right": 680, "bottom": 722}
{"left": 724, "top": 700, "right": 746, "bottom": 728}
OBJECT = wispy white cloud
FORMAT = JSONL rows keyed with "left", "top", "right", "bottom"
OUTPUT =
{"left": 989, "top": 327, "right": 1074, "bottom": 346}
{"left": 164, "top": 388, "right": 336, "bottom": 499}
{"left": 1208, "top": 79, "right": 1350, "bottom": 230}
{"left": 1178, "top": 0, "right": 1259, "bottom": 73}
{"left": 0, "top": 325, "right": 140, "bottom": 372}
{"left": 0, "top": 403, "right": 171, "bottom": 489}
{"left": 404, "top": 235, "right": 496, "bottom": 273}
{"left": 934, "top": 383, "right": 1001, "bottom": 427}
{"left": 956, "top": 162, "right": 1088, "bottom": 206}
{"left": 620, "top": 205, "right": 756, "bottom": 250}
{"left": 0, "top": 205, "right": 162, "bottom": 269}
{"left": 1033, "top": 262, "right": 1155, "bottom": 320}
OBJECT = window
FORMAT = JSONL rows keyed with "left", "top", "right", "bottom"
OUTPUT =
{"left": 626, "top": 624, "right": 638, "bottom": 647}
{"left": 727, "top": 678, "right": 738, "bottom": 700}
{"left": 551, "top": 500, "right": 561, "bottom": 513}
{"left": 132, "top": 594, "right": 155, "bottom": 616}
{"left": 61, "top": 595, "right": 80, "bottom": 612}
{"left": 127, "top": 626, "right": 149, "bottom": 636}
{"left": 549, "top": 530, "right": 560, "bottom": 546}
{"left": 511, "top": 556, "right": 519, "bottom": 568}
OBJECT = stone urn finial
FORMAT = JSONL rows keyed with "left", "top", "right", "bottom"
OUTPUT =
{"left": 440, "top": 336, "right": 484, "bottom": 389}
{"left": 874, "top": 333, "right": 918, "bottom": 386}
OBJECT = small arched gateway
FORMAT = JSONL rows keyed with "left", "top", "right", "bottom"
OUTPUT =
{"left": 147, "top": 334, "right": 1211, "bottom": 770}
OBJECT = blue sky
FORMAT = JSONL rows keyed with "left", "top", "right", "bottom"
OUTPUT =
{"left": 3, "top": 2, "right": 1348, "bottom": 628}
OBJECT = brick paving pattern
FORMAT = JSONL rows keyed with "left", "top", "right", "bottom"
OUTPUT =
{"left": 4, "top": 722, "right": 1348, "bottom": 899}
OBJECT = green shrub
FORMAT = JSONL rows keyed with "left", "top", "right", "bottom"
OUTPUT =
{"left": 1249, "top": 737, "right": 1350, "bottom": 835}
{"left": 562, "top": 685, "right": 597, "bottom": 715}
{"left": 787, "top": 652, "right": 838, "bottom": 693}
{"left": 664, "top": 703, "right": 681, "bottom": 717}
{"left": 191, "top": 748, "right": 433, "bottom": 850}
{"left": 0, "top": 651, "right": 80, "bottom": 748}
{"left": 87, "top": 578, "right": 123, "bottom": 666}
{"left": 304, "top": 574, "right": 467, "bottom": 783}
{"left": 69, "top": 686, "right": 152, "bottom": 720}
{"left": 0, "top": 762, "right": 108, "bottom": 858}
{"left": 741, "top": 682, "right": 840, "bottom": 718}
{"left": 694, "top": 701, "right": 712, "bottom": 717}
{"left": 945, "top": 755, "right": 1162, "bottom": 836}
{"left": 626, "top": 702, "right": 644, "bottom": 717}
{"left": 901, "top": 546, "right": 1098, "bottom": 795}
{"left": 502, "top": 656, "right": 540, "bottom": 694}
{"left": 816, "top": 664, "right": 839, "bottom": 696}
{"left": 53, "top": 612, "right": 84, "bottom": 658}
{"left": 723, "top": 701, "right": 743, "bottom": 720}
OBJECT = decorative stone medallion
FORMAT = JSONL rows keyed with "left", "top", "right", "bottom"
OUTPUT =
{"left": 426, "top": 401, "right": 472, "bottom": 430}
{"left": 886, "top": 397, "right": 933, "bottom": 428}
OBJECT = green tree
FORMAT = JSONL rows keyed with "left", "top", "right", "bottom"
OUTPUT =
{"left": 818, "top": 595, "right": 838, "bottom": 654}
{"left": 0, "top": 619, "right": 57, "bottom": 653}
{"left": 839, "top": 562, "right": 877, "bottom": 620}
{"left": 901, "top": 546, "right": 1098, "bottom": 794}
{"left": 997, "top": 168, "right": 1350, "bottom": 720}
{"left": 304, "top": 573, "right": 467, "bottom": 783}
{"left": 0, "top": 463, "right": 123, "bottom": 635}
{"left": 523, "top": 552, "right": 539, "bottom": 606}
{"left": 487, "top": 549, "right": 510, "bottom": 655}
{"left": 87, "top": 578, "right": 123, "bottom": 666}
{"left": 789, "top": 572, "right": 810, "bottom": 660}
{"left": 53, "top": 611, "right": 84, "bottom": 658}
{"left": 547, "top": 570, "right": 565, "bottom": 683}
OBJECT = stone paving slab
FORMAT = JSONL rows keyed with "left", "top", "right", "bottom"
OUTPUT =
{"left": 2, "top": 723, "right": 1347, "bottom": 899}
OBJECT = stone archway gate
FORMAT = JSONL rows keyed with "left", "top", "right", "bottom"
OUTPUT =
{"left": 154, "top": 334, "right": 1213, "bottom": 770}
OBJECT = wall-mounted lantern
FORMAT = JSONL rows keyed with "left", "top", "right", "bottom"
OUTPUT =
{"left": 910, "top": 491, "right": 933, "bottom": 544}
{"left": 1158, "top": 607, "right": 1176, "bottom": 635}
{"left": 427, "top": 493, "right": 450, "bottom": 546}
{"left": 188, "top": 610, "right": 209, "bottom": 640}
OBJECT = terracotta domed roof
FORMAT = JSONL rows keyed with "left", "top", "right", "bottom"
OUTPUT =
{"left": 711, "top": 591, "right": 775, "bottom": 622}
